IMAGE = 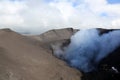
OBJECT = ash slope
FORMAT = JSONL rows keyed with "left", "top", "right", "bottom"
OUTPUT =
{"left": 0, "top": 28, "right": 81, "bottom": 80}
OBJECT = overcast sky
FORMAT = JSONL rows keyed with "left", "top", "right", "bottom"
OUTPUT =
{"left": 0, "top": 0, "right": 120, "bottom": 34}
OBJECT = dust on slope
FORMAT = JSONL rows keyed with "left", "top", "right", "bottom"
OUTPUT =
{"left": 0, "top": 28, "right": 81, "bottom": 80}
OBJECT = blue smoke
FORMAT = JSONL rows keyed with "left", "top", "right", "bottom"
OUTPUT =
{"left": 63, "top": 29, "right": 120, "bottom": 72}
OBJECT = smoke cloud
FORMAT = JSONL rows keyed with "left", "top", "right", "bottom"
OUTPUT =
{"left": 53, "top": 29, "right": 120, "bottom": 72}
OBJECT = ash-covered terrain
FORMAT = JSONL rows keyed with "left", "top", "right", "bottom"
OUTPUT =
{"left": 0, "top": 28, "right": 81, "bottom": 80}
{"left": 0, "top": 28, "right": 120, "bottom": 80}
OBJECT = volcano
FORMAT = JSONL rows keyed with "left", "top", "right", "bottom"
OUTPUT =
{"left": 0, "top": 28, "right": 119, "bottom": 80}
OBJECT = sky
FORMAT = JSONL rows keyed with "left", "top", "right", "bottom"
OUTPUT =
{"left": 0, "top": 0, "right": 120, "bottom": 34}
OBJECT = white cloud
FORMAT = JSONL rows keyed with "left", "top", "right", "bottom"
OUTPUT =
{"left": 112, "top": 19, "right": 120, "bottom": 28}
{"left": 0, "top": 0, "right": 120, "bottom": 34}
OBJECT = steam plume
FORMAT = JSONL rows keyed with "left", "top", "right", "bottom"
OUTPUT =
{"left": 53, "top": 29, "right": 120, "bottom": 72}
